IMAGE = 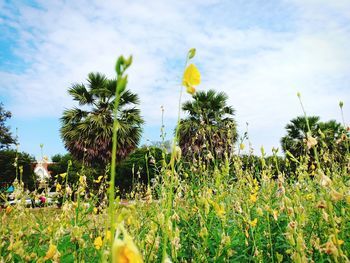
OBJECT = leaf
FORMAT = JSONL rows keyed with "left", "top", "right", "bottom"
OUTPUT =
{"left": 183, "top": 64, "right": 201, "bottom": 88}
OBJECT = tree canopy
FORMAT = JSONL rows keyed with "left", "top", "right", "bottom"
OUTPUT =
{"left": 0, "top": 150, "right": 35, "bottom": 190}
{"left": 281, "top": 116, "right": 348, "bottom": 162}
{"left": 178, "top": 89, "right": 237, "bottom": 160}
{"left": 0, "top": 103, "right": 16, "bottom": 149}
{"left": 60, "top": 72, "right": 144, "bottom": 167}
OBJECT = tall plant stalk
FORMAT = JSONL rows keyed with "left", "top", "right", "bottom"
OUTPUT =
{"left": 297, "top": 93, "right": 321, "bottom": 169}
{"left": 108, "top": 55, "right": 132, "bottom": 257}
{"left": 161, "top": 48, "right": 197, "bottom": 262}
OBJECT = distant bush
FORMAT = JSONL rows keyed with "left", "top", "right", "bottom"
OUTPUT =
{"left": 49, "top": 148, "right": 165, "bottom": 195}
{"left": 48, "top": 153, "right": 102, "bottom": 190}
{"left": 116, "top": 146, "right": 164, "bottom": 194}
{"left": 0, "top": 149, "right": 36, "bottom": 191}
{"left": 239, "top": 154, "right": 286, "bottom": 178}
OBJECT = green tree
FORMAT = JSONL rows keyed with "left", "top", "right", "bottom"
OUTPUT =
{"left": 0, "top": 103, "right": 16, "bottom": 149}
{"left": 0, "top": 150, "right": 35, "bottom": 190}
{"left": 281, "top": 116, "right": 347, "bottom": 161}
{"left": 60, "top": 73, "right": 144, "bottom": 167}
{"left": 318, "top": 120, "right": 346, "bottom": 152}
{"left": 116, "top": 146, "right": 164, "bottom": 194}
{"left": 178, "top": 89, "right": 237, "bottom": 160}
{"left": 49, "top": 153, "right": 101, "bottom": 189}
{"left": 281, "top": 116, "right": 320, "bottom": 158}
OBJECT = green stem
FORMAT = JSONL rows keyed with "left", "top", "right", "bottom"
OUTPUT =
{"left": 109, "top": 90, "right": 122, "bottom": 249}
{"left": 340, "top": 107, "right": 349, "bottom": 155}
{"left": 161, "top": 53, "right": 191, "bottom": 263}
{"left": 297, "top": 95, "right": 321, "bottom": 170}
{"left": 267, "top": 212, "right": 274, "bottom": 263}
{"left": 62, "top": 161, "right": 71, "bottom": 204}
{"left": 146, "top": 153, "right": 150, "bottom": 188}
{"left": 326, "top": 199, "right": 343, "bottom": 262}
{"left": 76, "top": 190, "right": 80, "bottom": 226}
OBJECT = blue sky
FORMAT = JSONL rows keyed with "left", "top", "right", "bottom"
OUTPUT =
{"left": 1, "top": 0, "right": 350, "bottom": 161}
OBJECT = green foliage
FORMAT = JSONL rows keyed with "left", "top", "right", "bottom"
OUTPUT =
{"left": 48, "top": 148, "right": 165, "bottom": 195}
{"left": 238, "top": 154, "right": 286, "bottom": 179}
{"left": 60, "top": 72, "right": 144, "bottom": 166}
{"left": 116, "top": 146, "right": 164, "bottom": 194}
{"left": 48, "top": 153, "right": 102, "bottom": 189}
{"left": 179, "top": 89, "right": 238, "bottom": 160}
{"left": 0, "top": 149, "right": 35, "bottom": 190}
{"left": 0, "top": 103, "right": 16, "bottom": 149}
{"left": 281, "top": 116, "right": 348, "bottom": 173}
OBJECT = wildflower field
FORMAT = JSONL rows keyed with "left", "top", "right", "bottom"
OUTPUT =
{"left": 1, "top": 50, "right": 350, "bottom": 263}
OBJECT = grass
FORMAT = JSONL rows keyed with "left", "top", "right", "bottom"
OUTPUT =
{"left": 1, "top": 154, "right": 349, "bottom": 262}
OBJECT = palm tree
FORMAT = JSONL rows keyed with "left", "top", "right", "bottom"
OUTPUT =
{"left": 318, "top": 120, "right": 348, "bottom": 157}
{"left": 281, "top": 116, "right": 320, "bottom": 158}
{"left": 318, "top": 120, "right": 344, "bottom": 146}
{"left": 178, "top": 89, "right": 237, "bottom": 160}
{"left": 60, "top": 72, "right": 144, "bottom": 166}
{"left": 281, "top": 116, "right": 346, "bottom": 159}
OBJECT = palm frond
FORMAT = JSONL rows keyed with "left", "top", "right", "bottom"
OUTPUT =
{"left": 68, "top": 84, "right": 93, "bottom": 105}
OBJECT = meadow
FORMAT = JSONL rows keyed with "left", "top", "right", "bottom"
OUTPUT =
{"left": 1, "top": 50, "right": 349, "bottom": 263}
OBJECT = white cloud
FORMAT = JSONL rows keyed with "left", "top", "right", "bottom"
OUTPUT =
{"left": 1, "top": 0, "right": 349, "bottom": 155}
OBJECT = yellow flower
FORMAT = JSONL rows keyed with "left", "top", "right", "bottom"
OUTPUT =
{"left": 346, "top": 196, "right": 350, "bottom": 205}
{"left": 250, "top": 218, "right": 258, "bottom": 227}
{"left": 250, "top": 193, "right": 257, "bottom": 203}
{"left": 44, "top": 244, "right": 57, "bottom": 260}
{"left": 106, "top": 230, "right": 112, "bottom": 241}
{"left": 186, "top": 86, "right": 196, "bottom": 95}
{"left": 331, "top": 236, "right": 345, "bottom": 246}
{"left": 240, "top": 143, "right": 245, "bottom": 150}
{"left": 94, "top": 175, "right": 103, "bottom": 183}
{"left": 94, "top": 236, "right": 103, "bottom": 250}
{"left": 93, "top": 207, "right": 98, "bottom": 214}
{"left": 306, "top": 193, "right": 314, "bottom": 201}
{"left": 182, "top": 64, "right": 200, "bottom": 95}
{"left": 79, "top": 175, "right": 86, "bottom": 185}
{"left": 113, "top": 226, "right": 143, "bottom": 263}
{"left": 213, "top": 202, "right": 225, "bottom": 219}
{"left": 336, "top": 239, "right": 344, "bottom": 245}
{"left": 191, "top": 206, "right": 199, "bottom": 213}
{"left": 59, "top": 172, "right": 67, "bottom": 178}
{"left": 56, "top": 182, "right": 62, "bottom": 192}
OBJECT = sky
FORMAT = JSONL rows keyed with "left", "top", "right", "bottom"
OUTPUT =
{"left": 0, "top": 0, "right": 349, "bottom": 161}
